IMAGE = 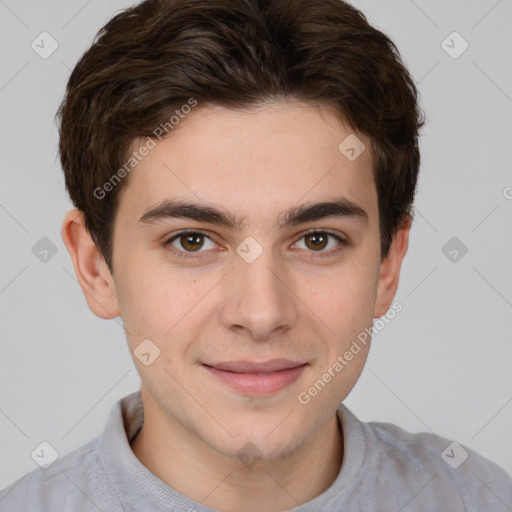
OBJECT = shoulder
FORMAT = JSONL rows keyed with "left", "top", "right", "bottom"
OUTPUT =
{"left": 365, "top": 417, "right": 512, "bottom": 509}
{"left": 0, "top": 392, "right": 142, "bottom": 512}
{"left": 0, "top": 436, "right": 119, "bottom": 512}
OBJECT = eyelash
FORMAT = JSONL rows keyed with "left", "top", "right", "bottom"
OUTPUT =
{"left": 163, "top": 229, "right": 347, "bottom": 261}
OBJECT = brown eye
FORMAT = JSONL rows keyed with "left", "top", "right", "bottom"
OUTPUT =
{"left": 294, "top": 230, "right": 346, "bottom": 258}
{"left": 164, "top": 231, "right": 217, "bottom": 257}
{"left": 179, "top": 233, "right": 205, "bottom": 252}
{"left": 304, "top": 232, "right": 329, "bottom": 251}
{"left": 163, "top": 231, "right": 218, "bottom": 261}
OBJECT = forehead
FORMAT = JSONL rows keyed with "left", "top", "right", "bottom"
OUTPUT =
{"left": 116, "top": 101, "right": 377, "bottom": 227}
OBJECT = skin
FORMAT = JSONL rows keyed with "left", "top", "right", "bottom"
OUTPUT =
{"left": 61, "top": 100, "right": 411, "bottom": 512}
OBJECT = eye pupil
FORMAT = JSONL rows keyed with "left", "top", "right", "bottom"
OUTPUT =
{"left": 170, "top": 231, "right": 339, "bottom": 257}
{"left": 305, "top": 233, "right": 328, "bottom": 251}
{"left": 181, "top": 233, "right": 203, "bottom": 251}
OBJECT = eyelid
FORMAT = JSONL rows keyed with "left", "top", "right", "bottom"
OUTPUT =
{"left": 164, "top": 229, "right": 218, "bottom": 249}
{"left": 294, "top": 227, "right": 346, "bottom": 242}
{"left": 291, "top": 228, "right": 347, "bottom": 256}
{"left": 163, "top": 229, "right": 221, "bottom": 261}
{"left": 163, "top": 228, "right": 347, "bottom": 259}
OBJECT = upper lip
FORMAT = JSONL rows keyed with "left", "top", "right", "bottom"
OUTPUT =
{"left": 203, "top": 359, "right": 307, "bottom": 373}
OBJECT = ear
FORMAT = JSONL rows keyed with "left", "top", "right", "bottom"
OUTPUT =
{"left": 61, "top": 209, "right": 120, "bottom": 319}
{"left": 373, "top": 216, "right": 412, "bottom": 318}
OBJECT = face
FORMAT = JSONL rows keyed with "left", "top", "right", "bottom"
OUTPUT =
{"left": 65, "top": 100, "right": 408, "bottom": 463}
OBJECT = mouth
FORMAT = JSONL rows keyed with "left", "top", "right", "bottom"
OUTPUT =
{"left": 202, "top": 359, "right": 308, "bottom": 395}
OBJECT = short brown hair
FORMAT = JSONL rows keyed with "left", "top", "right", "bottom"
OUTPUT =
{"left": 57, "top": 0, "right": 424, "bottom": 273}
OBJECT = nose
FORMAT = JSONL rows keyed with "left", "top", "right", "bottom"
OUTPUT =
{"left": 220, "top": 246, "right": 298, "bottom": 341}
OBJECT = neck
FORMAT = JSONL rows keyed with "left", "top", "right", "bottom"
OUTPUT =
{"left": 131, "top": 397, "right": 343, "bottom": 512}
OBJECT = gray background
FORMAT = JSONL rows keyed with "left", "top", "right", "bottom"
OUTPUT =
{"left": 1, "top": 0, "right": 511, "bottom": 490}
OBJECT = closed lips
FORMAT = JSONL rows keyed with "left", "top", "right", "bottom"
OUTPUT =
{"left": 203, "top": 359, "right": 307, "bottom": 373}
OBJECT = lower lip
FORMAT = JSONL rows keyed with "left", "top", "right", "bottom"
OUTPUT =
{"left": 204, "top": 364, "right": 307, "bottom": 395}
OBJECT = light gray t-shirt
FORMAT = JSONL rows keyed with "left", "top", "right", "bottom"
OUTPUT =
{"left": 1, "top": 390, "right": 511, "bottom": 511}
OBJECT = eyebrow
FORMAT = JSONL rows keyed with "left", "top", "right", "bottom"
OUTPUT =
{"left": 137, "top": 196, "right": 369, "bottom": 230}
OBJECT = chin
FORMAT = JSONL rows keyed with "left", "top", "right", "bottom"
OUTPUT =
{"left": 199, "top": 414, "right": 312, "bottom": 464}
{"left": 211, "top": 433, "right": 306, "bottom": 466}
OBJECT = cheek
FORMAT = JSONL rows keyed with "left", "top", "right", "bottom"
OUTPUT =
{"left": 118, "top": 265, "right": 215, "bottom": 348}
{"left": 112, "top": 256, "right": 170, "bottom": 340}
{"left": 307, "top": 260, "right": 378, "bottom": 330}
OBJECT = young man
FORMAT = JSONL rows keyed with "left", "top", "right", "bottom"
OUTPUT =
{"left": 1, "top": 0, "right": 511, "bottom": 510}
